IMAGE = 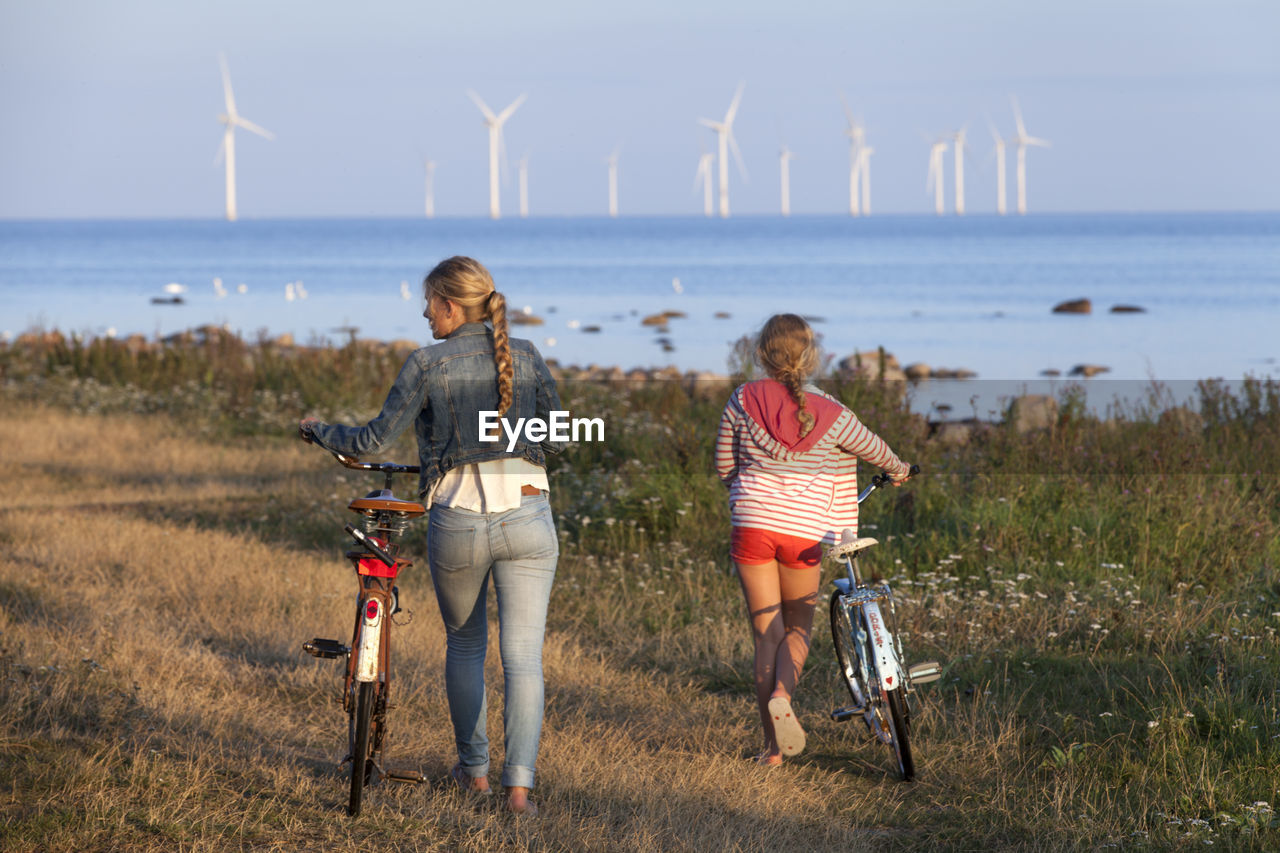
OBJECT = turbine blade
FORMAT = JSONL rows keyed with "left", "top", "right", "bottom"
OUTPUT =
{"left": 213, "top": 135, "right": 226, "bottom": 166}
{"left": 840, "top": 92, "right": 856, "bottom": 128}
{"left": 1011, "top": 95, "right": 1027, "bottom": 139}
{"left": 724, "top": 82, "right": 744, "bottom": 125}
{"left": 466, "top": 89, "right": 497, "bottom": 122}
{"left": 698, "top": 118, "right": 721, "bottom": 131}
{"left": 236, "top": 117, "right": 274, "bottom": 140}
{"left": 1027, "top": 136, "right": 1051, "bottom": 148}
{"left": 219, "top": 53, "right": 237, "bottom": 117}
{"left": 496, "top": 93, "right": 527, "bottom": 125}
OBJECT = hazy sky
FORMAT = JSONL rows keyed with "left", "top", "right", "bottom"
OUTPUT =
{"left": 2, "top": 0, "right": 1276, "bottom": 218}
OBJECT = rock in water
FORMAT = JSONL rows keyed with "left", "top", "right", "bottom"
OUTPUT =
{"left": 1052, "top": 298, "right": 1092, "bottom": 314}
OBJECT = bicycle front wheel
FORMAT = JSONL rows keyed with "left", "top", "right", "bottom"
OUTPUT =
{"left": 886, "top": 688, "right": 915, "bottom": 781}
{"left": 348, "top": 680, "right": 375, "bottom": 816}
{"left": 830, "top": 593, "right": 869, "bottom": 709}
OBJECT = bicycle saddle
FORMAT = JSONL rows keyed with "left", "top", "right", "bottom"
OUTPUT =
{"left": 828, "top": 533, "right": 879, "bottom": 559}
{"left": 348, "top": 489, "right": 426, "bottom": 517}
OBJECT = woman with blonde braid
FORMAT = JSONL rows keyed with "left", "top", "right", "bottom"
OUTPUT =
{"left": 301, "top": 256, "right": 563, "bottom": 815}
{"left": 714, "top": 314, "right": 913, "bottom": 765}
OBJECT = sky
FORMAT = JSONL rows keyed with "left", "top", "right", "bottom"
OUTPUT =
{"left": 1, "top": 0, "right": 1277, "bottom": 219}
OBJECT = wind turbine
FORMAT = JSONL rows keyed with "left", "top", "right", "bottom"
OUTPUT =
{"left": 466, "top": 90, "right": 526, "bottom": 219}
{"left": 1010, "top": 96, "right": 1050, "bottom": 215}
{"left": 215, "top": 54, "right": 273, "bottom": 222}
{"left": 841, "top": 95, "right": 865, "bottom": 217}
{"left": 857, "top": 144, "right": 874, "bottom": 215}
{"left": 423, "top": 159, "right": 436, "bottom": 219}
{"left": 698, "top": 84, "right": 747, "bottom": 218}
{"left": 779, "top": 145, "right": 794, "bottom": 217}
{"left": 693, "top": 151, "right": 715, "bottom": 217}
{"left": 988, "top": 119, "right": 1008, "bottom": 215}
{"left": 926, "top": 137, "right": 948, "bottom": 216}
{"left": 951, "top": 128, "right": 967, "bottom": 215}
{"left": 518, "top": 154, "right": 529, "bottom": 218}
{"left": 606, "top": 148, "right": 619, "bottom": 218}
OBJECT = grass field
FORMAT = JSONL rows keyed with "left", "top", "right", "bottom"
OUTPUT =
{"left": 2, "top": 336, "right": 1279, "bottom": 851}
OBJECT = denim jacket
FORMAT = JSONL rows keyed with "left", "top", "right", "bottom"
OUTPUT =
{"left": 309, "top": 322, "right": 565, "bottom": 497}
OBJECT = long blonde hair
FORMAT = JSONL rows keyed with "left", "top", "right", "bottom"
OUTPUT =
{"left": 424, "top": 256, "right": 513, "bottom": 414}
{"left": 756, "top": 313, "right": 820, "bottom": 437}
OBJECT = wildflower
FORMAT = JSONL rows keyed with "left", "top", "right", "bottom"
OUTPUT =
{"left": 1148, "top": 720, "right": 1159, "bottom": 729}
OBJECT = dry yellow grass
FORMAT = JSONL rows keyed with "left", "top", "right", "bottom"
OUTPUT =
{"left": 3, "top": 403, "right": 1277, "bottom": 851}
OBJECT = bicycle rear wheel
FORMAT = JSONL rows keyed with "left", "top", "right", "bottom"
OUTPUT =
{"left": 886, "top": 688, "right": 915, "bottom": 781}
{"left": 348, "top": 681, "right": 375, "bottom": 816}
{"left": 830, "top": 593, "right": 869, "bottom": 709}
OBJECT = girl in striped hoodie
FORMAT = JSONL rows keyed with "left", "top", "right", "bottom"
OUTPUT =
{"left": 715, "top": 314, "right": 913, "bottom": 765}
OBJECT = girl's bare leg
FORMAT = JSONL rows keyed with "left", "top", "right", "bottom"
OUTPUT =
{"left": 736, "top": 561, "right": 821, "bottom": 762}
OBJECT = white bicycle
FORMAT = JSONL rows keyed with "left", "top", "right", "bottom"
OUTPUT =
{"left": 828, "top": 465, "right": 941, "bottom": 781}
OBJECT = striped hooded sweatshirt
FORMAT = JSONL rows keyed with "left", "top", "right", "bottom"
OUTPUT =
{"left": 714, "top": 379, "right": 909, "bottom": 544}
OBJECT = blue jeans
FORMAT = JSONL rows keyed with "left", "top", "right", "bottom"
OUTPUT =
{"left": 428, "top": 493, "right": 558, "bottom": 790}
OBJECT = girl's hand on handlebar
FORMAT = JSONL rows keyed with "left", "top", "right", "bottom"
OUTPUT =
{"left": 299, "top": 417, "right": 320, "bottom": 444}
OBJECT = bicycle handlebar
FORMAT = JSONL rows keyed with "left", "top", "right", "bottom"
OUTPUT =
{"left": 328, "top": 449, "right": 420, "bottom": 476}
{"left": 858, "top": 464, "right": 921, "bottom": 504}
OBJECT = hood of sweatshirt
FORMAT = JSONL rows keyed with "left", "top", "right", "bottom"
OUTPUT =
{"left": 741, "top": 378, "right": 843, "bottom": 454}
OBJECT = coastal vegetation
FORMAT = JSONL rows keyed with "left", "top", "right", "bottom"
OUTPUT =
{"left": 2, "top": 331, "right": 1278, "bottom": 851}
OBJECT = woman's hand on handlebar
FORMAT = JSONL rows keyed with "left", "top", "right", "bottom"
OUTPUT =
{"left": 299, "top": 417, "right": 320, "bottom": 444}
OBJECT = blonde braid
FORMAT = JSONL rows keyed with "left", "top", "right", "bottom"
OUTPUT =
{"left": 487, "top": 290, "right": 514, "bottom": 415}
{"left": 779, "top": 369, "right": 815, "bottom": 437}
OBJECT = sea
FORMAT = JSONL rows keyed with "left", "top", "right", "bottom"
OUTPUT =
{"left": 2, "top": 212, "right": 1276, "bottom": 418}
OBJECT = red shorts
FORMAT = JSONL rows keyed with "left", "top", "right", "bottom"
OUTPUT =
{"left": 731, "top": 526, "right": 823, "bottom": 569}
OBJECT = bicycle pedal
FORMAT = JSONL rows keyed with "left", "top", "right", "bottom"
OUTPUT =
{"left": 831, "top": 705, "right": 864, "bottom": 722}
{"left": 385, "top": 769, "right": 426, "bottom": 784}
{"left": 908, "top": 661, "right": 943, "bottom": 684}
{"left": 304, "top": 638, "right": 350, "bottom": 659}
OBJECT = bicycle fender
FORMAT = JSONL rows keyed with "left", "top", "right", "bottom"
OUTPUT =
{"left": 354, "top": 599, "right": 384, "bottom": 683}
{"left": 862, "top": 602, "right": 903, "bottom": 690}
{"left": 832, "top": 578, "right": 853, "bottom": 596}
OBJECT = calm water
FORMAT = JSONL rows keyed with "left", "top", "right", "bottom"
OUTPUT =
{"left": 3, "top": 214, "right": 1277, "bottom": 408}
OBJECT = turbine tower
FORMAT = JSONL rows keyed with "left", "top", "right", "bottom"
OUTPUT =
{"left": 841, "top": 95, "right": 865, "bottom": 217}
{"left": 698, "top": 83, "right": 746, "bottom": 218}
{"left": 951, "top": 128, "right": 967, "bottom": 215}
{"left": 606, "top": 149, "right": 619, "bottom": 218}
{"left": 1010, "top": 96, "right": 1050, "bottom": 215}
{"left": 857, "top": 144, "right": 874, "bottom": 215}
{"left": 466, "top": 90, "right": 526, "bottom": 219}
{"left": 926, "top": 138, "right": 948, "bottom": 216}
{"left": 518, "top": 154, "right": 529, "bottom": 218}
{"left": 423, "top": 159, "right": 436, "bottom": 219}
{"left": 779, "top": 145, "right": 794, "bottom": 217}
{"left": 215, "top": 54, "right": 273, "bottom": 222}
{"left": 988, "top": 120, "right": 1007, "bottom": 215}
{"left": 693, "top": 151, "right": 715, "bottom": 217}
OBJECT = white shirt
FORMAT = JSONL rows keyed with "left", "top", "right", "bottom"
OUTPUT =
{"left": 427, "top": 457, "right": 549, "bottom": 513}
